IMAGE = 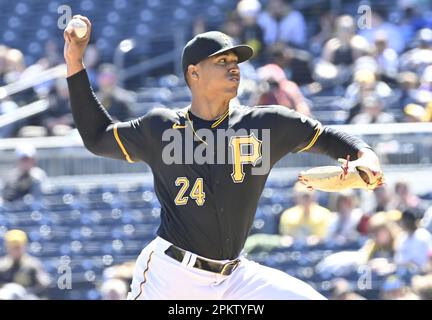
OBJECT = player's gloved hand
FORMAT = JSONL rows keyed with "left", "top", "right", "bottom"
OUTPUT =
{"left": 348, "top": 147, "right": 384, "bottom": 186}
{"left": 298, "top": 148, "right": 384, "bottom": 192}
{"left": 63, "top": 15, "right": 91, "bottom": 75}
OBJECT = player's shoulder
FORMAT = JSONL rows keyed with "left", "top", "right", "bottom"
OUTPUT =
{"left": 141, "top": 106, "right": 187, "bottom": 123}
{"left": 232, "top": 104, "right": 301, "bottom": 119}
{"left": 232, "top": 104, "right": 275, "bottom": 114}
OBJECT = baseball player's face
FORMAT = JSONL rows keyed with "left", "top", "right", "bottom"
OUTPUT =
{"left": 196, "top": 51, "right": 240, "bottom": 98}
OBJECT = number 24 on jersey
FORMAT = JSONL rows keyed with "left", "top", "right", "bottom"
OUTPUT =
{"left": 174, "top": 177, "right": 206, "bottom": 206}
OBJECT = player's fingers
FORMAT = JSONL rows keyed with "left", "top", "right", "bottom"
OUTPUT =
{"left": 73, "top": 15, "right": 92, "bottom": 30}
{"left": 65, "top": 27, "right": 78, "bottom": 40}
{"left": 79, "top": 16, "right": 92, "bottom": 28}
{"left": 63, "top": 29, "right": 71, "bottom": 42}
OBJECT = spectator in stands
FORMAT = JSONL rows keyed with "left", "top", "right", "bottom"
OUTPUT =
{"left": 411, "top": 273, "right": 432, "bottom": 300}
{"left": 397, "top": 3, "right": 431, "bottom": 44}
{"left": 359, "top": 10, "right": 406, "bottom": 53}
{"left": 358, "top": 212, "right": 401, "bottom": 273}
{"left": 329, "top": 278, "right": 366, "bottom": 300}
{"left": 395, "top": 208, "right": 432, "bottom": 272}
{"left": 279, "top": 182, "right": 333, "bottom": 244}
{"left": 236, "top": 0, "right": 265, "bottom": 63}
{"left": 361, "top": 213, "right": 399, "bottom": 260}
{"left": 267, "top": 43, "right": 314, "bottom": 86}
{"left": 398, "top": 72, "right": 421, "bottom": 111}
{"left": 390, "top": 181, "right": 421, "bottom": 211}
{"left": 315, "top": 212, "right": 400, "bottom": 276}
{"left": 2, "top": 47, "right": 36, "bottom": 107}
{"left": 399, "top": 28, "right": 432, "bottom": 76}
{"left": 95, "top": 63, "right": 134, "bottom": 121}
{"left": 321, "top": 15, "right": 366, "bottom": 67}
{"left": 326, "top": 191, "right": 364, "bottom": 244}
{"left": 41, "top": 78, "right": 74, "bottom": 136}
{"left": 0, "top": 229, "right": 50, "bottom": 297}
{"left": 101, "top": 260, "right": 134, "bottom": 299}
{"left": 380, "top": 274, "right": 419, "bottom": 299}
{"left": 350, "top": 94, "right": 395, "bottom": 124}
{"left": 0, "top": 282, "right": 38, "bottom": 300}
{"left": 421, "top": 205, "right": 432, "bottom": 233}
{"left": 251, "top": 63, "right": 311, "bottom": 116}
{"left": 373, "top": 185, "right": 394, "bottom": 213}
{"left": 2, "top": 48, "right": 25, "bottom": 85}
{"left": 404, "top": 103, "right": 427, "bottom": 122}
{"left": 100, "top": 278, "right": 128, "bottom": 300}
{"left": 257, "top": 0, "right": 307, "bottom": 48}
{"left": 373, "top": 31, "right": 399, "bottom": 82}
{"left": 221, "top": 14, "right": 242, "bottom": 45}
{"left": 1, "top": 143, "right": 46, "bottom": 202}
{"left": 344, "top": 68, "right": 393, "bottom": 123}
{"left": 416, "top": 65, "right": 432, "bottom": 105}
{"left": 310, "top": 10, "right": 337, "bottom": 56}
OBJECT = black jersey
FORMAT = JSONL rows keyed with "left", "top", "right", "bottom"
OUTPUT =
{"left": 67, "top": 69, "right": 370, "bottom": 260}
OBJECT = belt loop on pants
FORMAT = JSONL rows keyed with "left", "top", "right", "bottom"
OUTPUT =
{"left": 164, "top": 244, "right": 240, "bottom": 276}
{"left": 181, "top": 251, "right": 192, "bottom": 267}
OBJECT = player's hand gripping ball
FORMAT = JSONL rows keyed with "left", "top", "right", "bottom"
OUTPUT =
{"left": 67, "top": 18, "right": 88, "bottom": 39}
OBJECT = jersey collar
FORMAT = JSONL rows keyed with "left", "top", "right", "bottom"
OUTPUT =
{"left": 182, "top": 105, "right": 231, "bottom": 129}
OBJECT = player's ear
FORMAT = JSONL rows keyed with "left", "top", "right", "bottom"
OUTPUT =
{"left": 188, "top": 65, "right": 199, "bottom": 80}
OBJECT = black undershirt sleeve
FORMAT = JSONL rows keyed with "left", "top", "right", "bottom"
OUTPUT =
{"left": 66, "top": 69, "right": 152, "bottom": 163}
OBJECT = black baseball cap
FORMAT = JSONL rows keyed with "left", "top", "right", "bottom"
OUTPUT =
{"left": 181, "top": 31, "right": 254, "bottom": 75}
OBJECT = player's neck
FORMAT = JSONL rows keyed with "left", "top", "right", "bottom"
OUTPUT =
{"left": 190, "top": 97, "right": 230, "bottom": 121}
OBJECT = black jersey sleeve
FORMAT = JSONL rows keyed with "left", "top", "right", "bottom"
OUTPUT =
{"left": 67, "top": 69, "right": 153, "bottom": 164}
{"left": 273, "top": 106, "right": 370, "bottom": 161}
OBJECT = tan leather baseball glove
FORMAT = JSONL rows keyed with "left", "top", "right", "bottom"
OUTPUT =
{"left": 298, "top": 156, "right": 384, "bottom": 192}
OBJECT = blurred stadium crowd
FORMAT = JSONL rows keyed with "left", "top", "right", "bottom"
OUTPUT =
{"left": 0, "top": 0, "right": 432, "bottom": 299}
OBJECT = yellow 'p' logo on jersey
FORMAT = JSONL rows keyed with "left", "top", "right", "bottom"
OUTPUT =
{"left": 230, "top": 133, "right": 262, "bottom": 183}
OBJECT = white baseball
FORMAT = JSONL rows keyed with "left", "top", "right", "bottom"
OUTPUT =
{"left": 67, "top": 18, "right": 88, "bottom": 39}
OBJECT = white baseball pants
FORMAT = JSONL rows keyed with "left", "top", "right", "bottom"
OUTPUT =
{"left": 127, "top": 236, "right": 326, "bottom": 300}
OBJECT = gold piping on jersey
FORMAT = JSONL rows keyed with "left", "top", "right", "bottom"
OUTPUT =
{"left": 113, "top": 123, "right": 134, "bottom": 163}
{"left": 185, "top": 112, "right": 208, "bottom": 145}
{"left": 133, "top": 251, "right": 154, "bottom": 300}
{"left": 210, "top": 108, "right": 229, "bottom": 128}
{"left": 172, "top": 123, "right": 188, "bottom": 129}
{"left": 298, "top": 123, "right": 323, "bottom": 153}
